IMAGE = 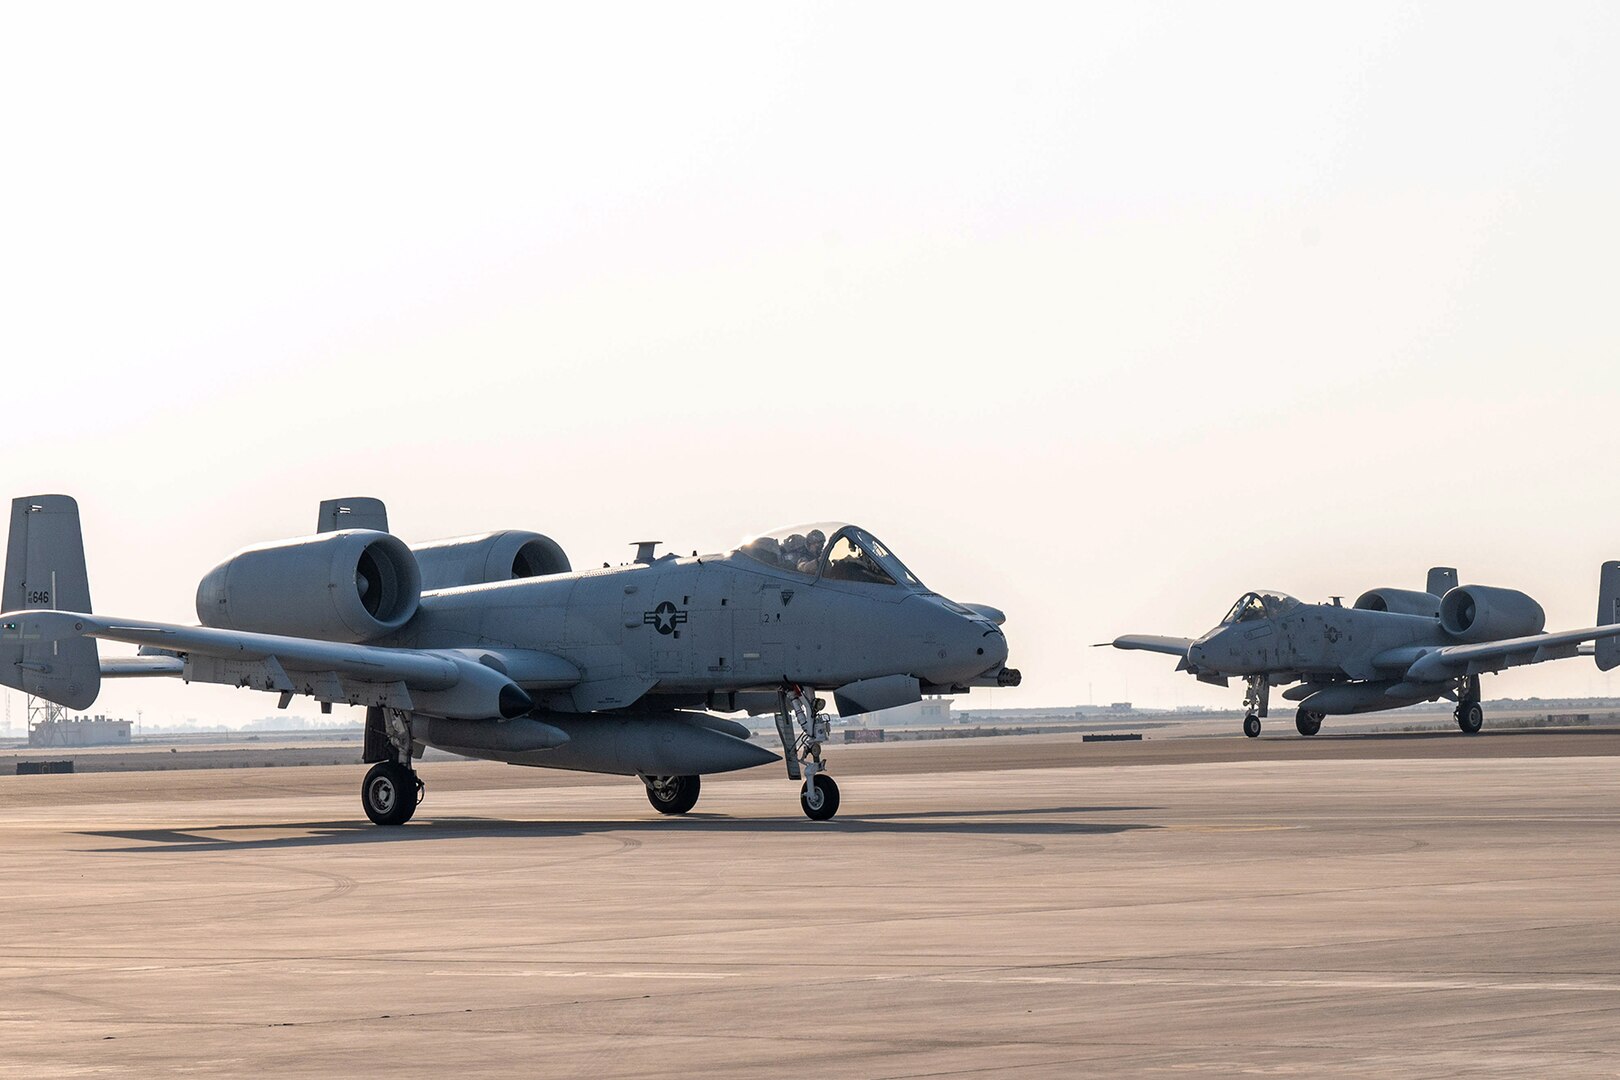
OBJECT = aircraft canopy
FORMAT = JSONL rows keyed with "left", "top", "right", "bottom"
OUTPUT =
{"left": 1222, "top": 591, "right": 1299, "bottom": 624}
{"left": 737, "top": 523, "right": 924, "bottom": 588}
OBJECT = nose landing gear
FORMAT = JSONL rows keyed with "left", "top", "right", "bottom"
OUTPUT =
{"left": 1241, "top": 675, "right": 1269, "bottom": 738}
{"left": 775, "top": 684, "right": 840, "bottom": 820}
{"left": 801, "top": 774, "right": 840, "bottom": 821}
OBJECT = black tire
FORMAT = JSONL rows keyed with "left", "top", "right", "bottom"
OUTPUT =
{"left": 646, "top": 774, "right": 701, "bottom": 815}
{"left": 1295, "top": 709, "right": 1324, "bottom": 737}
{"left": 362, "top": 761, "right": 418, "bottom": 826}
{"left": 1456, "top": 701, "right": 1484, "bottom": 735}
{"left": 800, "top": 774, "right": 841, "bottom": 821}
{"left": 1243, "top": 714, "right": 1262, "bottom": 739}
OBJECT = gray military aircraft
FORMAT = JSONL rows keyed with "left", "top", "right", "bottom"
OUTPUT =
{"left": 1109, "top": 564, "right": 1620, "bottom": 737}
{"left": 0, "top": 495, "right": 1017, "bottom": 824}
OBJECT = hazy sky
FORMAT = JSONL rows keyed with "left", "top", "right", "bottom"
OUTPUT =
{"left": 3, "top": 3, "right": 1619, "bottom": 725}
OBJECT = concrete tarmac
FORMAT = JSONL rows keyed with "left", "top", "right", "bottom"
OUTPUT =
{"left": 2, "top": 731, "right": 1618, "bottom": 1077}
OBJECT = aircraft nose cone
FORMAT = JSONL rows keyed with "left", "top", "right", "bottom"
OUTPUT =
{"left": 912, "top": 597, "right": 1013, "bottom": 684}
{"left": 979, "top": 625, "right": 1009, "bottom": 670}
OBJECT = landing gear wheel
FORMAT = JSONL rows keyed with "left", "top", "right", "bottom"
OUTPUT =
{"left": 1243, "top": 713, "right": 1262, "bottom": 739}
{"left": 1456, "top": 701, "right": 1484, "bottom": 734}
{"left": 645, "top": 774, "right": 701, "bottom": 815}
{"left": 800, "top": 774, "right": 841, "bottom": 821}
{"left": 1295, "top": 708, "right": 1324, "bottom": 737}
{"left": 362, "top": 761, "right": 419, "bottom": 826}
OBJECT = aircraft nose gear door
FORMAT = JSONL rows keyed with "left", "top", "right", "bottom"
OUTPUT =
{"left": 774, "top": 685, "right": 840, "bottom": 821}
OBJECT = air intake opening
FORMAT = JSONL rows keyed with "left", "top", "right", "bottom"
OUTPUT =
{"left": 356, "top": 543, "right": 403, "bottom": 618}
{"left": 1453, "top": 597, "right": 1476, "bottom": 631}
{"left": 511, "top": 539, "right": 569, "bottom": 578}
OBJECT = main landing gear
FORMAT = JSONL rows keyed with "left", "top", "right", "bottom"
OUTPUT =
{"left": 642, "top": 774, "right": 701, "bottom": 815}
{"left": 1241, "top": 674, "right": 1269, "bottom": 738}
{"left": 361, "top": 707, "right": 423, "bottom": 826}
{"left": 1455, "top": 675, "right": 1484, "bottom": 734}
{"left": 1295, "top": 708, "right": 1324, "bottom": 737}
{"left": 362, "top": 761, "right": 422, "bottom": 826}
{"left": 776, "top": 684, "right": 841, "bottom": 820}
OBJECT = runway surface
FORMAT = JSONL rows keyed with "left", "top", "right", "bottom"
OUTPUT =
{"left": 2, "top": 731, "right": 1618, "bottom": 1077}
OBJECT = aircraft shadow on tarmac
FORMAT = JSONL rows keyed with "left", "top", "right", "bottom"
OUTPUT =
{"left": 78, "top": 806, "right": 1163, "bottom": 853}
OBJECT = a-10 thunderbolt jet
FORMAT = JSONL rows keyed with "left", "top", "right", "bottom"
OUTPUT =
{"left": 0, "top": 495, "right": 1017, "bottom": 824}
{"left": 1109, "top": 565, "right": 1620, "bottom": 737}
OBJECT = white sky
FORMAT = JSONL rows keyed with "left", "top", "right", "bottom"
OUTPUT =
{"left": 3, "top": 2, "right": 1619, "bottom": 724}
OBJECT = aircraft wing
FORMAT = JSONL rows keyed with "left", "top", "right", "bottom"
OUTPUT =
{"left": 1404, "top": 624, "right": 1620, "bottom": 683}
{"left": 2, "top": 610, "right": 578, "bottom": 719}
{"left": 1107, "top": 635, "right": 1194, "bottom": 656}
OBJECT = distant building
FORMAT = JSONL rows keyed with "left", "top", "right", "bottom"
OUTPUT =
{"left": 29, "top": 714, "right": 133, "bottom": 748}
{"left": 1109, "top": 702, "right": 1133, "bottom": 713}
{"left": 846, "top": 697, "right": 953, "bottom": 727}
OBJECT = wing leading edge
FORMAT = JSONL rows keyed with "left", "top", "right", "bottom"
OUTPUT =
{"left": 1107, "top": 635, "right": 1194, "bottom": 656}
{"left": 1405, "top": 623, "right": 1620, "bottom": 683}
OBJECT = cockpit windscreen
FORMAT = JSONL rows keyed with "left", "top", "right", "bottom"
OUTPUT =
{"left": 1221, "top": 591, "right": 1299, "bottom": 624}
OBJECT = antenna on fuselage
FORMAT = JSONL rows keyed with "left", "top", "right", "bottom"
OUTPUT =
{"left": 632, "top": 541, "right": 662, "bottom": 565}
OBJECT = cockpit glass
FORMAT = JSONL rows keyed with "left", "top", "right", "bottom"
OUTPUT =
{"left": 861, "top": 534, "right": 924, "bottom": 588}
{"left": 735, "top": 524, "right": 922, "bottom": 588}
{"left": 823, "top": 535, "right": 895, "bottom": 585}
{"left": 1222, "top": 591, "right": 1299, "bottom": 623}
{"left": 1262, "top": 592, "right": 1300, "bottom": 617}
{"left": 737, "top": 525, "right": 836, "bottom": 577}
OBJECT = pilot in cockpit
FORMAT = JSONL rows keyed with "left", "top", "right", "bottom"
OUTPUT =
{"left": 780, "top": 533, "right": 810, "bottom": 570}
{"left": 798, "top": 529, "right": 826, "bottom": 574}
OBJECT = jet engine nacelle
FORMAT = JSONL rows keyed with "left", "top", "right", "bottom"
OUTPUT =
{"left": 196, "top": 530, "right": 421, "bottom": 643}
{"left": 1353, "top": 588, "right": 1442, "bottom": 618}
{"left": 1438, "top": 585, "right": 1546, "bottom": 643}
{"left": 412, "top": 531, "right": 571, "bottom": 591}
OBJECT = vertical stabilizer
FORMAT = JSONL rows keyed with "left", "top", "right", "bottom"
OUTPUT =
{"left": 317, "top": 497, "right": 389, "bottom": 534}
{"left": 1596, "top": 561, "right": 1620, "bottom": 672}
{"left": 0, "top": 495, "right": 100, "bottom": 708}
{"left": 1426, "top": 567, "right": 1459, "bottom": 597}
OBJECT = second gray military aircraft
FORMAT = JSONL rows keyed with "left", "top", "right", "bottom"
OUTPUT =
{"left": 0, "top": 495, "right": 1018, "bottom": 824}
{"left": 1110, "top": 564, "right": 1620, "bottom": 736}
